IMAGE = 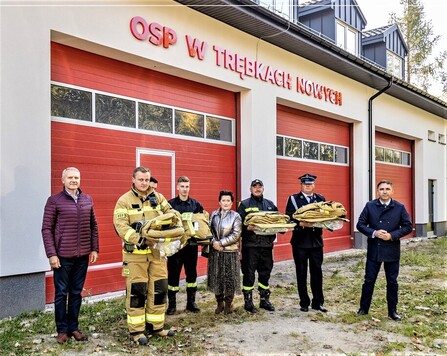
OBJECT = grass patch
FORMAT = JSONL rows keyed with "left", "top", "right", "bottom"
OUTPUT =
{"left": 0, "top": 237, "right": 445, "bottom": 355}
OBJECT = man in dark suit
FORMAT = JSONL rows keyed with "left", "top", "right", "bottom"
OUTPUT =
{"left": 285, "top": 173, "right": 327, "bottom": 313}
{"left": 356, "top": 179, "right": 412, "bottom": 320}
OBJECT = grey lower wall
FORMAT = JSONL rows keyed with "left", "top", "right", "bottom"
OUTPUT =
{"left": 0, "top": 272, "right": 46, "bottom": 319}
{"left": 415, "top": 223, "right": 427, "bottom": 238}
{"left": 353, "top": 231, "right": 367, "bottom": 249}
{"left": 434, "top": 221, "right": 447, "bottom": 237}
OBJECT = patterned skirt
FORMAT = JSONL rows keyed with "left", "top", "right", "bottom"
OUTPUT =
{"left": 207, "top": 249, "right": 241, "bottom": 296}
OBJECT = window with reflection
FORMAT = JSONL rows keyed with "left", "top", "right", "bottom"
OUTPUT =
{"left": 384, "top": 148, "right": 393, "bottom": 163}
{"left": 375, "top": 146, "right": 384, "bottom": 161}
{"left": 96, "top": 94, "right": 135, "bottom": 127}
{"left": 139, "top": 103, "right": 172, "bottom": 133}
{"left": 175, "top": 110, "right": 204, "bottom": 138}
{"left": 206, "top": 116, "right": 232, "bottom": 142}
{"left": 303, "top": 141, "right": 318, "bottom": 160}
{"left": 285, "top": 138, "right": 302, "bottom": 158}
{"left": 276, "top": 136, "right": 284, "bottom": 156}
{"left": 320, "top": 144, "right": 334, "bottom": 162}
{"left": 51, "top": 84, "right": 92, "bottom": 121}
{"left": 392, "top": 151, "right": 401, "bottom": 164}
{"left": 387, "top": 51, "right": 403, "bottom": 79}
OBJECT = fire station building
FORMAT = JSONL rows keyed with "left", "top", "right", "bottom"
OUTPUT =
{"left": 1, "top": 0, "right": 446, "bottom": 318}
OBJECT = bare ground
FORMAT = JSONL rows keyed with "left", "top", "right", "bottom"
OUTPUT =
{"left": 35, "top": 238, "right": 445, "bottom": 355}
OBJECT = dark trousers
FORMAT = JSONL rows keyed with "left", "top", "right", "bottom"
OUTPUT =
{"left": 53, "top": 255, "right": 89, "bottom": 333}
{"left": 291, "top": 245, "right": 324, "bottom": 308}
{"left": 360, "top": 259, "right": 399, "bottom": 312}
{"left": 241, "top": 246, "right": 273, "bottom": 289}
{"left": 167, "top": 243, "right": 198, "bottom": 287}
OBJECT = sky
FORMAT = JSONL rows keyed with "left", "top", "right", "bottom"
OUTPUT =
{"left": 355, "top": 0, "right": 447, "bottom": 98}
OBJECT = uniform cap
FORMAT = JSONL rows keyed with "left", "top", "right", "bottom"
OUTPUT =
{"left": 299, "top": 173, "right": 317, "bottom": 184}
{"left": 251, "top": 179, "right": 264, "bottom": 187}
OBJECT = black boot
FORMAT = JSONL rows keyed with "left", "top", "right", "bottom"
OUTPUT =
{"left": 186, "top": 287, "right": 200, "bottom": 313}
{"left": 166, "top": 290, "right": 177, "bottom": 315}
{"left": 243, "top": 290, "right": 257, "bottom": 313}
{"left": 224, "top": 295, "right": 234, "bottom": 315}
{"left": 259, "top": 288, "right": 275, "bottom": 311}
{"left": 215, "top": 295, "right": 224, "bottom": 314}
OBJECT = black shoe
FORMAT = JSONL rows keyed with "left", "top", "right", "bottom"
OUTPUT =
{"left": 166, "top": 305, "right": 176, "bottom": 315}
{"left": 300, "top": 306, "right": 309, "bottom": 312}
{"left": 312, "top": 305, "right": 328, "bottom": 313}
{"left": 357, "top": 309, "right": 368, "bottom": 316}
{"left": 186, "top": 302, "right": 201, "bottom": 313}
{"left": 388, "top": 311, "right": 402, "bottom": 321}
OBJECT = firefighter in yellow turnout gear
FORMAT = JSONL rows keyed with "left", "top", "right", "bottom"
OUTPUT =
{"left": 113, "top": 166, "right": 175, "bottom": 345}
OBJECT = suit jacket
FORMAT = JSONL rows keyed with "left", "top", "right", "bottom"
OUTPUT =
{"left": 356, "top": 198, "right": 412, "bottom": 262}
{"left": 285, "top": 191, "right": 325, "bottom": 248}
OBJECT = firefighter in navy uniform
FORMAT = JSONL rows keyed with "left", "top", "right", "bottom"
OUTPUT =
{"left": 285, "top": 173, "right": 328, "bottom": 313}
{"left": 167, "top": 176, "right": 204, "bottom": 315}
{"left": 237, "top": 179, "right": 278, "bottom": 313}
{"left": 113, "top": 166, "right": 175, "bottom": 346}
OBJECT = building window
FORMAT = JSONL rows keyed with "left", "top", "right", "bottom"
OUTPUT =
{"left": 335, "top": 146, "right": 348, "bottom": 163}
{"left": 51, "top": 82, "right": 235, "bottom": 145}
{"left": 336, "top": 21, "right": 358, "bottom": 55}
{"left": 375, "top": 145, "right": 411, "bottom": 167}
{"left": 206, "top": 116, "right": 232, "bottom": 142}
{"left": 277, "top": 136, "right": 284, "bottom": 156}
{"left": 174, "top": 110, "right": 204, "bottom": 138}
{"left": 253, "top": 0, "right": 294, "bottom": 20}
{"left": 51, "top": 84, "right": 92, "bottom": 121}
{"left": 320, "top": 144, "right": 334, "bottom": 162}
{"left": 428, "top": 130, "right": 436, "bottom": 142}
{"left": 277, "top": 135, "right": 349, "bottom": 165}
{"left": 96, "top": 94, "right": 135, "bottom": 127}
{"left": 439, "top": 133, "right": 446, "bottom": 145}
{"left": 386, "top": 50, "right": 403, "bottom": 79}
{"left": 285, "top": 137, "right": 302, "bottom": 158}
{"left": 139, "top": 103, "right": 172, "bottom": 133}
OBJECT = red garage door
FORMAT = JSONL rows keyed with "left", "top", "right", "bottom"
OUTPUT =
{"left": 276, "top": 105, "right": 352, "bottom": 261}
{"left": 46, "top": 43, "right": 237, "bottom": 302}
{"left": 375, "top": 132, "right": 414, "bottom": 237}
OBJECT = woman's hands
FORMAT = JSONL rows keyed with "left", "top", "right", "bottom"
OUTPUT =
{"left": 212, "top": 240, "right": 224, "bottom": 252}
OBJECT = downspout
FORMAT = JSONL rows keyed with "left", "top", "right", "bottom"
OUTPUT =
{"left": 368, "top": 79, "right": 393, "bottom": 200}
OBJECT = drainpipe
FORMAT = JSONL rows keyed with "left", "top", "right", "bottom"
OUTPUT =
{"left": 368, "top": 79, "right": 393, "bottom": 200}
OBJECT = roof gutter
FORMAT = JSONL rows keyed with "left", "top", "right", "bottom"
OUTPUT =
{"left": 368, "top": 79, "right": 393, "bottom": 200}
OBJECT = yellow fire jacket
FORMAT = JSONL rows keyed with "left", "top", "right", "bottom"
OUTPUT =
{"left": 113, "top": 186, "right": 172, "bottom": 251}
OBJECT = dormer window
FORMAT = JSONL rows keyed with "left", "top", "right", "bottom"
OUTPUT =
{"left": 386, "top": 50, "right": 403, "bottom": 79}
{"left": 336, "top": 21, "right": 358, "bottom": 55}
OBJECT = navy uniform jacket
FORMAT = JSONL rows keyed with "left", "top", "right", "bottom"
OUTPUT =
{"left": 285, "top": 192, "right": 325, "bottom": 248}
{"left": 356, "top": 198, "right": 412, "bottom": 262}
{"left": 237, "top": 194, "right": 278, "bottom": 248}
{"left": 168, "top": 196, "right": 203, "bottom": 215}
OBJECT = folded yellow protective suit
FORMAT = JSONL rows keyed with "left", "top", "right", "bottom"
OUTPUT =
{"left": 140, "top": 211, "right": 185, "bottom": 241}
{"left": 293, "top": 201, "right": 350, "bottom": 222}
{"left": 181, "top": 211, "right": 213, "bottom": 240}
{"left": 244, "top": 211, "right": 296, "bottom": 235}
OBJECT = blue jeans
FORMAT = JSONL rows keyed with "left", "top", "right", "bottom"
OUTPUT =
{"left": 53, "top": 255, "right": 89, "bottom": 333}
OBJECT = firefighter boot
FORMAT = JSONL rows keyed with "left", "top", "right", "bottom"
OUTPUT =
{"left": 224, "top": 295, "right": 234, "bottom": 315}
{"left": 215, "top": 294, "right": 224, "bottom": 314}
{"left": 186, "top": 287, "right": 200, "bottom": 313}
{"left": 166, "top": 290, "right": 177, "bottom": 315}
{"left": 130, "top": 332, "right": 148, "bottom": 346}
{"left": 243, "top": 290, "right": 257, "bottom": 313}
{"left": 259, "top": 288, "right": 275, "bottom": 311}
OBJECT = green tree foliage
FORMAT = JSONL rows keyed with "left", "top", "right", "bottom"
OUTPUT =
{"left": 390, "top": 0, "right": 447, "bottom": 99}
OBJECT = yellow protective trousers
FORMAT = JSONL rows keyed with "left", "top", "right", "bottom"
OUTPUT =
{"left": 122, "top": 250, "right": 168, "bottom": 334}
